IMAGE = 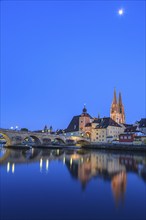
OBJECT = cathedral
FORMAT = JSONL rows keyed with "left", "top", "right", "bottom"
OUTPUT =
{"left": 110, "top": 89, "right": 125, "bottom": 124}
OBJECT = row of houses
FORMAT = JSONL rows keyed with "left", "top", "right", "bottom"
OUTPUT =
{"left": 57, "top": 106, "right": 146, "bottom": 145}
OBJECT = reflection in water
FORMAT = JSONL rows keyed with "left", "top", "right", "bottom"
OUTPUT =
{"left": 7, "top": 162, "right": 10, "bottom": 173}
{"left": 70, "top": 157, "right": 72, "bottom": 166}
{"left": 12, "top": 163, "right": 15, "bottom": 174}
{"left": 46, "top": 159, "right": 49, "bottom": 171}
{"left": 111, "top": 171, "right": 127, "bottom": 206}
{"left": 40, "top": 158, "right": 43, "bottom": 172}
{"left": 0, "top": 147, "right": 146, "bottom": 206}
{"left": 63, "top": 155, "right": 66, "bottom": 164}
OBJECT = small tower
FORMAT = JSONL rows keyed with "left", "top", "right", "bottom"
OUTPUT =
{"left": 79, "top": 105, "right": 91, "bottom": 131}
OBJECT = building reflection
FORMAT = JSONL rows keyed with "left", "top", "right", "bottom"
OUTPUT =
{"left": 111, "top": 171, "right": 127, "bottom": 206}
{"left": 0, "top": 147, "right": 146, "bottom": 205}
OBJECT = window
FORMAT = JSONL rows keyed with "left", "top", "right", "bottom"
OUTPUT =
{"left": 74, "top": 125, "right": 76, "bottom": 129}
{"left": 128, "top": 136, "right": 131, "bottom": 139}
{"left": 120, "top": 136, "right": 123, "bottom": 139}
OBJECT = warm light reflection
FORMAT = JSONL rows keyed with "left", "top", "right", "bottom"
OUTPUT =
{"left": 63, "top": 156, "right": 66, "bottom": 164}
{"left": 70, "top": 158, "right": 72, "bottom": 166}
{"left": 71, "top": 154, "right": 80, "bottom": 160}
{"left": 40, "top": 158, "right": 43, "bottom": 172}
{"left": 12, "top": 163, "right": 15, "bottom": 173}
{"left": 7, "top": 162, "right": 10, "bottom": 173}
{"left": 57, "top": 149, "right": 60, "bottom": 155}
{"left": 46, "top": 159, "right": 49, "bottom": 171}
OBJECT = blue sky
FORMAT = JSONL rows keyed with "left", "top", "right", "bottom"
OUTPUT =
{"left": 1, "top": 0, "right": 145, "bottom": 130}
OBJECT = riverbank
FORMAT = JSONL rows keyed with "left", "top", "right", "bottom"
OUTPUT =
{"left": 82, "top": 143, "right": 146, "bottom": 152}
{"left": 4, "top": 143, "right": 146, "bottom": 152}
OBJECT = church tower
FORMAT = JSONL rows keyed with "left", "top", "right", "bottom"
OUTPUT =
{"left": 110, "top": 89, "right": 125, "bottom": 124}
{"left": 118, "top": 92, "right": 125, "bottom": 124}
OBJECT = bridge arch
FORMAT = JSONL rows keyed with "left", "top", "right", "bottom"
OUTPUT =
{"left": 23, "top": 135, "right": 42, "bottom": 145}
{"left": 53, "top": 137, "right": 66, "bottom": 144}
{"left": 42, "top": 138, "right": 51, "bottom": 145}
{"left": 0, "top": 132, "right": 12, "bottom": 146}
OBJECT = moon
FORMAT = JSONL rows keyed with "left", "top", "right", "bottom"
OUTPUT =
{"left": 118, "top": 9, "right": 124, "bottom": 16}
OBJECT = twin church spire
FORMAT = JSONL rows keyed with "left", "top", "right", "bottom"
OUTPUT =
{"left": 110, "top": 89, "right": 125, "bottom": 124}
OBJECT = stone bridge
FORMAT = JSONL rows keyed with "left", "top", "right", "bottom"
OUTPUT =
{"left": 0, "top": 129, "right": 90, "bottom": 146}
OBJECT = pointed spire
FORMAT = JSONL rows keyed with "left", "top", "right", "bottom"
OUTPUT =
{"left": 119, "top": 92, "right": 122, "bottom": 105}
{"left": 113, "top": 88, "right": 117, "bottom": 104}
{"left": 82, "top": 104, "right": 87, "bottom": 113}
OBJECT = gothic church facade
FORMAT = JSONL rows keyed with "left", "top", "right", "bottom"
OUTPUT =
{"left": 110, "top": 89, "right": 125, "bottom": 124}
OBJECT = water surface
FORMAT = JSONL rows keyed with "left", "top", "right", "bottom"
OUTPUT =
{"left": 0, "top": 147, "right": 146, "bottom": 220}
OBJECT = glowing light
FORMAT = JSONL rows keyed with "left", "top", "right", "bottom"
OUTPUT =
{"left": 10, "top": 126, "right": 14, "bottom": 130}
{"left": 46, "top": 159, "right": 49, "bottom": 171}
{"left": 40, "top": 158, "right": 43, "bottom": 172}
{"left": 70, "top": 158, "right": 72, "bottom": 166}
{"left": 63, "top": 156, "right": 66, "bottom": 164}
{"left": 57, "top": 149, "right": 60, "bottom": 155}
{"left": 7, "top": 162, "right": 10, "bottom": 173}
{"left": 118, "top": 9, "right": 124, "bottom": 16}
{"left": 12, "top": 163, "right": 15, "bottom": 173}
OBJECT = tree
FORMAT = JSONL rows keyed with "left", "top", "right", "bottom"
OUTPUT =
{"left": 21, "top": 128, "right": 28, "bottom": 132}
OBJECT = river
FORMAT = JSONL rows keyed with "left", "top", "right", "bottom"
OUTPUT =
{"left": 0, "top": 147, "right": 146, "bottom": 220}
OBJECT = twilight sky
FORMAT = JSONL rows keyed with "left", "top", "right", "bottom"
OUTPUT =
{"left": 1, "top": 1, "right": 145, "bottom": 131}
